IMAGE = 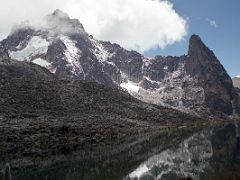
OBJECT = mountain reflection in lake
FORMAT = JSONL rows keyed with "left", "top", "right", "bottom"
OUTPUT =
{"left": 11, "top": 122, "right": 240, "bottom": 180}
{"left": 125, "top": 132, "right": 213, "bottom": 179}
{"left": 125, "top": 122, "right": 240, "bottom": 180}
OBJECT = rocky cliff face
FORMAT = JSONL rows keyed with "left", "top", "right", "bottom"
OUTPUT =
{"left": 1, "top": 10, "right": 239, "bottom": 117}
{"left": 234, "top": 80, "right": 240, "bottom": 115}
{"left": 186, "top": 35, "right": 237, "bottom": 115}
{"left": 128, "top": 35, "right": 239, "bottom": 117}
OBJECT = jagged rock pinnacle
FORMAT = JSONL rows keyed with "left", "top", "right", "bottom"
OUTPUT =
{"left": 190, "top": 34, "right": 201, "bottom": 41}
{"left": 186, "top": 34, "right": 235, "bottom": 115}
{"left": 188, "top": 34, "right": 205, "bottom": 55}
{"left": 186, "top": 34, "right": 214, "bottom": 76}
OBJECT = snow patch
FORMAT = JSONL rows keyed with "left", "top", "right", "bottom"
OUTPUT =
{"left": 32, "top": 58, "right": 51, "bottom": 68}
{"left": 143, "top": 58, "right": 151, "bottom": 67}
{"left": 144, "top": 76, "right": 161, "bottom": 84}
{"left": 120, "top": 80, "right": 140, "bottom": 93}
{"left": 9, "top": 36, "right": 49, "bottom": 61}
{"left": 235, "top": 75, "right": 240, "bottom": 78}
{"left": 105, "top": 61, "right": 116, "bottom": 67}
{"left": 163, "top": 66, "right": 168, "bottom": 70}
{"left": 91, "top": 39, "right": 113, "bottom": 62}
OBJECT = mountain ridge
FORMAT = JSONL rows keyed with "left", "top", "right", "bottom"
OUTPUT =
{"left": 1, "top": 9, "right": 239, "bottom": 117}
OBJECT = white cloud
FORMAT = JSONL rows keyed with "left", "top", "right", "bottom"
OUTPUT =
{"left": 0, "top": 0, "right": 66, "bottom": 39}
{"left": 0, "top": 0, "right": 187, "bottom": 53}
{"left": 206, "top": 18, "right": 218, "bottom": 28}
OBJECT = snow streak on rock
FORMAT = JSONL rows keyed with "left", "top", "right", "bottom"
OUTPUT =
{"left": 120, "top": 80, "right": 140, "bottom": 93}
{"left": 91, "top": 38, "right": 114, "bottom": 62}
{"left": 60, "top": 36, "right": 85, "bottom": 78}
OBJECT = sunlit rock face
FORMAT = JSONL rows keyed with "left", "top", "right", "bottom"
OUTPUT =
{"left": 233, "top": 76, "right": 240, "bottom": 89}
{"left": 1, "top": 10, "right": 239, "bottom": 117}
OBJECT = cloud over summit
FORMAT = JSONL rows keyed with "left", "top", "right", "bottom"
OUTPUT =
{"left": 0, "top": 0, "right": 187, "bottom": 53}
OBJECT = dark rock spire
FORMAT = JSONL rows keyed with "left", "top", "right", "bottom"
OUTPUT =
{"left": 186, "top": 34, "right": 236, "bottom": 115}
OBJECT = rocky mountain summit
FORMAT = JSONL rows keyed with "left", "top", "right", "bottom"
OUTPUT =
{"left": 1, "top": 9, "right": 239, "bottom": 117}
{"left": 186, "top": 35, "right": 239, "bottom": 115}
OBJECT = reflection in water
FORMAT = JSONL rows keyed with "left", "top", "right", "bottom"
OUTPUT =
{"left": 125, "top": 131, "right": 213, "bottom": 180}
{"left": 237, "top": 137, "right": 240, "bottom": 152}
{"left": 9, "top": 122, "right": 240, "bottom": 180}
{"left": 125, "top": 122, "right": 240, "bottom": 180}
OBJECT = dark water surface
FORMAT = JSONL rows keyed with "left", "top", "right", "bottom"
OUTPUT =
{"left": 125, "top": 122, "right": 240, "bottom": 180}
{"left": 12, "top": 122, "right": 240, "bottom": 180}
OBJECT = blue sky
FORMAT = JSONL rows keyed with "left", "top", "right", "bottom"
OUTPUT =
{"left": 145, "top": 0, "right": 240, "bottom": 77}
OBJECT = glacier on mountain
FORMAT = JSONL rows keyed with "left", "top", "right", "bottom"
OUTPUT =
{"left": 9, "top": 36, "right": 49, "bottom": 61}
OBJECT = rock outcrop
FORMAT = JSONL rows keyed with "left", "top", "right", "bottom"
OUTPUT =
{"left": 186, "top": 35, "right": 236, "bottom": 115}
{"left": 0, "top": 45, "right": 11, "bottom": 65}
{"left": 233, "top": 77, "right": 240, "bottom": 89}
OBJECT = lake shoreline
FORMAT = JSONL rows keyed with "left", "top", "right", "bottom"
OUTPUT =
{"left": 1, "top": 113, "right": 238, "bottom": 179}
